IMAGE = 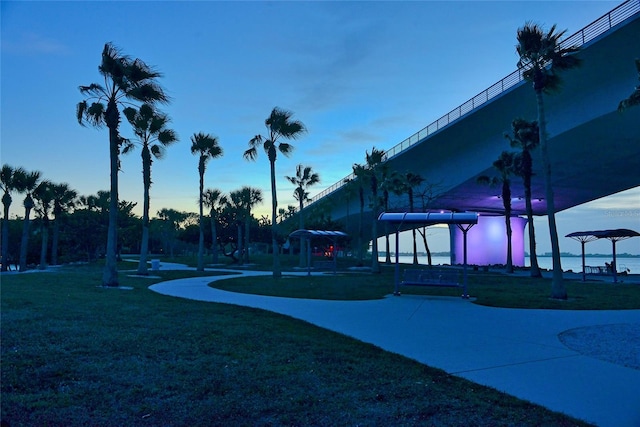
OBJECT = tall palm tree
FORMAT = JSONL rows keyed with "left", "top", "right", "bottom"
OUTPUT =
{"left": 1, "top": 165, "right": 26, "bottom": 271}
{"left": 123, "top": 103, "right": 178, "bottom": 275}
{"left": 365, "top": 147, "right": 386, "bottom": 274}
{"left": 77, "top": 42, "right": 169, "bottom": 287}
{"left": 51, "top": 183, "right": 78, "bottom": 266}
{"left": 404, "top": 172, "right": 425, "bottom": 265}
{"left": 244, "top": 107, "right": 306, "bottom": 278}
{"left": 618, "top": 59, "right": 640, "bottom": 112}
{"left": 15, "top": 170, "right": 42, "bottom": 272}
{"left": 285, "top": 164, "right": 320, "bottom": 267}
{"left": 478, "top": 151, "right": 517, "bottom": 273}
{"left": 203, "top": 188, "right": 227, "bottom": 264}
{"left": 33, "top": 180, "right": 54, "bottom": 270}
{"left": 191, "top": 132, "right": 223, "bottom": 271}
{"left": 505, "top": 118, "right": 542, "bottom": 278}
{"left": 517, "top": 23, "right": 581, "bottom": 299}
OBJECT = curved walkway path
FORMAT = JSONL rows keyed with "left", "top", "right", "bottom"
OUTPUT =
{"left": 149, "top": 266, "right": 640, "bottom": 427}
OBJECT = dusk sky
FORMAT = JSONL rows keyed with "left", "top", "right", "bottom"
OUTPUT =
{"left": 2, "top": 1, "right": 638, "bottom": 255}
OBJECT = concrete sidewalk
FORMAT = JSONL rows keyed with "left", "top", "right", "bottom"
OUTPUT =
{"left": 149, "top": 270, "right": 640, "bottom": 427}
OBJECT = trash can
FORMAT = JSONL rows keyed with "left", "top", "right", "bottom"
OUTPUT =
{"left": 151, "top": 259, "right": 160, "bottom": 271}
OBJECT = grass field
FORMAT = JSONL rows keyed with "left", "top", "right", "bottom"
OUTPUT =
{"left": 0, "top": 260, "right": 605, "bottom": 426}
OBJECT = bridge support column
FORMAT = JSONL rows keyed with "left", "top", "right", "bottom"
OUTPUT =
{"left": 449, "top": 215, "right": 527, "bottom": 267}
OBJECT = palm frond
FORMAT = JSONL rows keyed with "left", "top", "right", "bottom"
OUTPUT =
{"left": 278, "top": 142, "right": 294, "bottom": 157}
{"left": 243, "top": 147, "right": 258, "bottom": 161}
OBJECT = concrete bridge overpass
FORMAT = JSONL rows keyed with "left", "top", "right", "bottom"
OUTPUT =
{"left": 301, "top": 1, "right": 640, "bottom": 265}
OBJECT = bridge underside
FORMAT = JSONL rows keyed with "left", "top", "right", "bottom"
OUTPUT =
{"left": 315, "top": 12, "right": 639, "bottom": 250}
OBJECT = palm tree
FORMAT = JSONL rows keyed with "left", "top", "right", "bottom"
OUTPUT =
{"left": 517, "top": 23, "right": 581, "bottom": 299}
{"left": 77, "top": 42, "right": 169, "bottom": 287}
{"left": 203, "top": 188, "right": 227, "bottom": 265}
{"left": 285, "top": 164, "right": 320, "bottom": 267}
{"left": 15, "top": 170, "right": 42, "bottom": 272}
{"left": 244, "top": 107, "right": 306, "bottom": 279}
{"left": 478, "top": 151, "right": 517, "bottom": 273}
{"left": 351, "top": 164, "right": 368, "bottom": 265}
{"left": 33, "top": 180, "right": 54, "bottom": 270}
{"left": 239, "top": 186, "right": 263, "bottom": 264}
{"left": 505, "top": 118, "right": 542, "bottom": 278}
{"left": 1, "top": 165, "right": 26, "bottom": 271}
{"left": 191, "top": 132, "right": 223, "bottom": 271}
{"left": 156, "top": 208, "right": 188, "bottom": 258}
{"left": 381, "top": 167, "right": 401, "bottom": 264}
{"left": 618, "top": 59, "right": 640, "bottom": 111}
{"left": 365, "top": 147, "right": 386, "bottom": 274}
{"left": 123, "top": 103, "right": 178, "bottom": 275}
{"left": 51, "top": 183, "right": 78, "bottom": 266}
{"left": 404, "top": 172, "right": 425, "bottom": 265}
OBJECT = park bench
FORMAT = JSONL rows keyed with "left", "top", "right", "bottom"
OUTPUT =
{"left": 401, "top": 269, "right": 461, "bottom": 288}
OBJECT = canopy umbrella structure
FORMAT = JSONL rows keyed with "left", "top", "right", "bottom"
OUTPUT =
{"left": 566, "top": 229, "right": 640, "bottom": 283}
{"left": 378, "top": 212, "right": 479, "bottom": 297}
{"left": 288, "top": 230, "right": 348, "bottom": 276}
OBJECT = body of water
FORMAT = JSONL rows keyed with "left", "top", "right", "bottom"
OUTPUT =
{"left": 379, "top": 255, "right": 640, "bottom": 274}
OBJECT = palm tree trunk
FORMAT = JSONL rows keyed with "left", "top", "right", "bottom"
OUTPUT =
{"left": 244, "top": 216, "right": 250, "bottom": 264}
{"left": 197, "top": 168, "right": 205, "bottom": 272}
{"left": 523, "top": 170, "right": 542, "bottom": 277}
{"left": 536, "top": 90, "right": 565, "bottom": 298}
{"left": 270, "top": 160, "right": 281, "bottom": 278}
{"left": 51, "top": 212, "right": 60, "bottom": 266}
{"left": 138, "top": 149, "right": 151, "bottom": 275}
{"left": 19, "top": 203, "right": 33, "bottom": 272}
{"left": 2, "top": 198, "right": 11, "bottom": 272}
{"left": 298, "top": 199, "right": 305, "bottom": 268}
{"left": 503, "top": 181, "right": 514, "bottom": 274}
{"left": 102, "top": 120, "right": 119, "bottom": 287}
{"left": 39, "top": 216, "right": 49, "bottom": 270}
{"left": 211, "top": 210, "right": 218, "bottom": 264}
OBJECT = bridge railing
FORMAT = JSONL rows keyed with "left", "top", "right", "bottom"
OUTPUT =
{"left": 300, "top": 0, "right": 640, "bottom": 215}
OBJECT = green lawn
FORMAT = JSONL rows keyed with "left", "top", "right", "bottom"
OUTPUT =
{"left": 1, "top": 263, "right": 595, "bottom": 426}
{"left": 209, "top": 259, "right": 640, "bottom": 310}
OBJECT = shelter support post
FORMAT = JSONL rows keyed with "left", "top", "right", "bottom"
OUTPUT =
{"left": 456, "top": 223, "right": 475, "bottom": 299}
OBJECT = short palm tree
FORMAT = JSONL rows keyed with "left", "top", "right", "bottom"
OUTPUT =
{"left": 505, "top": 118, "right": 542, "bottom": 278}
{"left": 51, "top": 183, "right": 78, "bottom": 266}
{"left": 203, "top": 188, "right": 227, "bottom": 264}
{"left": 351, "top": 164, "right": 368, "bottom": 265}
{"left": 15, "top": 170, "right": 42, "bottom": 272}
{"left": 517, "top": 22, "right": 580, "bottom": 299}
{"left": 77, "top": 42, "right": 169, "bottom": 286}
{"left": 618, "top": 59, "right": 640, "bottom": 111}
{"left": 239, "top": 186, "right": 263, "bottom": 265}
{"left": 33, "top": 180, "right": 54, "bottom": 270}
{"left": 478, "top": 151, "right": 517, "bottom": 273}
{"left": 191, "top": 132, "right": 223, "bottom": 271}
{"left": 123, "top": 103, "right": 178, "bottom": 275}
{"left": 244, "top": 107, "right": 306, "bottom": 278}
{"left": 1, "top": 165, "right": 26, "bottom": 271}
{"left": 286, "top": 164, "right": 320, "bottom": 267}
{"left": 404, "top": 172, "right": 425, "bottom": 265}
{"left": 365, "top": 147, "right": 386, "bottom": 274}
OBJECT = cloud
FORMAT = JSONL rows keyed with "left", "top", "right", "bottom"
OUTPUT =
{"left": 2, "top": 32, "right": 70, "bottom": 55}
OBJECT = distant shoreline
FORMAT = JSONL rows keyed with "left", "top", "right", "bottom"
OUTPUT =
{"left": 386, "top": 252, "right": 640, "bottom": 258}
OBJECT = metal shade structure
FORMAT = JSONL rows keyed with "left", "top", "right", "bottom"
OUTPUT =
{"left": 288, "top": 230, "right": 349, "bottom": 276}
{"left": 566, "top": 229, "right": 639, "bottom": 283}
{"left": 378, "top": 212, "right": 479, "bottom": 297}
